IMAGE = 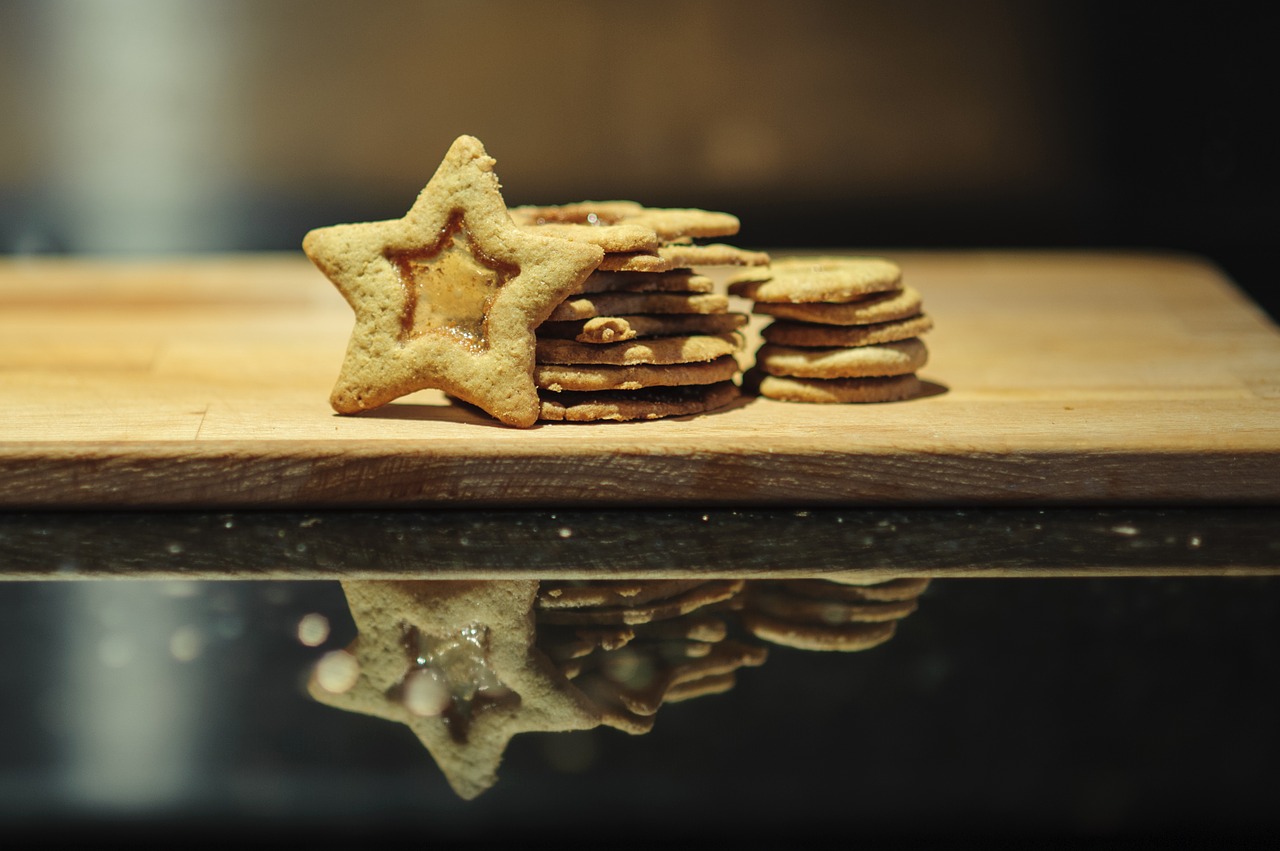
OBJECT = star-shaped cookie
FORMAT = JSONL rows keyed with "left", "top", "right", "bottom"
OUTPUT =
{"left": 302, "top": 136, "right": 604, "bottom": 427}
{"left": 308, "top": 580, "right": 602, "bottom": 799}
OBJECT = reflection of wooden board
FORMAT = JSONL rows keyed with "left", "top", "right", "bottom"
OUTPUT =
{"left": 2, "top": 252, "right": 1278, "bottom": 508}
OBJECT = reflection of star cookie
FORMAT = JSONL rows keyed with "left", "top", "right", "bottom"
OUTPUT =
{"left": 302, "top": 136, "right": 603, "bottom": 427}
{"left": 308, "top": 580, "right": 600, "bottom": 799}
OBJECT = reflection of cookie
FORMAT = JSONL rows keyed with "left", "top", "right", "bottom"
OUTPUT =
{"left": 729, "top": 256, "right": 902, "bottom": 303}
{"left": 537, "top": 313, "right": 748, "bottom": 344}
{"left": 546, "top": 292, "right": 730, "bottom": 322}
{"left": 757, "top": 339, "right": 928, "bottom": 379}
{"left": 308, "top": 580, "right": 600, "bottom": 799}
{"left": 537, "top": 580, "right": 744, "bottom": 625}
{"left": 538, "top": 382, "right": 739, "bottom": 422}
{"left": 748, "top": 586, "right": 920, "bottom": 623}
{"left": 738, "top": 577, "right": 928, "bottom": 652}
{"left": 534, "top": 356, "right": 740, "bottom": 392}
{"left": 780, "top": 578, "right": 931, "bottom": 601}
{"left": 753, "top": 286, "right": 923, "bottom": 326}
{"left": 762, "top": 315, "right": 934, "bottom": 347}
{"left": 537, "top": 333, "right": 743, "bottom": 366}
{"left": 740, "top": 611, "right": 898, "bottom": 652}
{"left": 302, "top": 136, "right": 603, "bottom": 428}
{"left": 537, "top": 579, "right": 712, "bottom": 610}
{"left": 750, "top": 372, "right": 922, "bottom": 403}
{"left": 599, "top": 244, "right": 771, "bottom": 273}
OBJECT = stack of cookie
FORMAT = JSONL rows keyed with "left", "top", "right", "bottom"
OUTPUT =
{"left": 730, "top": 256, "right": 933, "bottom": 403}
{"left": 512, "top": 202, "right": 769, "bottom": 422}
{"left": 533, "top": 578, "right": 767, "bottom": 733}
{"left": 738, "top": 577, "right": 930, "bottom": 652}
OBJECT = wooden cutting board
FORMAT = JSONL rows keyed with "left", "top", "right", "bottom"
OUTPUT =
{"left": 1, "top": 251, "right": 1277, "bottom": 507}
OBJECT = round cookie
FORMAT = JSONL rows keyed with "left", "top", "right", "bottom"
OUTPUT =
{"left": 534, "top": 356, "right": 740, "bottom": 392}
{"left": 546, "top": 292, "right": 729, "bottom": 322}
{"left": 752, "top": 286, "right": 923, "bottom": 326}
{"left": 517, "top": 221, "right": 660, "bottom": 253}
{"left": 579, "top": 270, "right": 715, "bottom": 294}
{"left": 510, "top": 201, "right": 741, "bottom": 241}
{"left": 537, "top": 313, "right": 748, "bottom": 344}
{"left": 599, "top": 244, "right": 770, "bottom": 273}
{"left": 761, "top": 314, "right": 934, "bottom": 347}
{"left": 750, "top": 372, "right": 922, "bottom": 404}
{"left": 728, "top": 256, "right": 902, "bottom": 303}
{"left": 536, "top": 333, "right": 743, "bottom": 366}
{"left": 538, "top": 381, "right": 740, "bottom": 422}
{"left": 756, "top": 338, "right": 928, "bottom": 379}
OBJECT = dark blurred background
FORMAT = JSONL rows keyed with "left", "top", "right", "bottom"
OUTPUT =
{"left": 1, "top": 0, "right": 1276, "bottom": 317}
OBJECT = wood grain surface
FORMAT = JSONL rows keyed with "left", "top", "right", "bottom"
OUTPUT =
{"left": 2, "top": 251, "right": 1278, "bottom": 508}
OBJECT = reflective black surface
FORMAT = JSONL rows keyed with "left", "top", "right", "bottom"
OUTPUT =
{"left": 2, "top": 571, "right": 1278, "bottom": 842}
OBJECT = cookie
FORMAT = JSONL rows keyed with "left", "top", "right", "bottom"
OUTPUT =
{"left": 516, "top": 222, "right": 659, "bottom": 253}
{"left": 579, "top": 270, "right": 715, "bottom": 294}
{"left": 749, "top": 372, "right": 922, "bottom": 404}
{"left": 752, "top": 285, "right": 924, "bottom": 326}
{"left": 536, "top": 333, "right": 743, "bottom": 366}
{"left": 537, "top": 313, "right": 748, "bottom": 344}
{"left": 761, "top": 314, "right": 934, "bottom": 347}
{"left": 302, "top": 135, "right": 603, "bottom": 427}
{"left": 598, "top": 244, "right": 771, "bottom": 273}
{"left": 545, "top": 292, "right": 730, "bottom": 322}
{"left": 756, "top": 338, "right": 928, "bottom": 379}
{"left": 535, "top": 357, "right": 739, "bottom": 393}
{"left": 539, "top": 381, "right": 739, "bottom": 422}
{"left": 511, "top": 201, "right": 741, "bottom": 241}
{"left": 728, "top": 256, "right": 902, "bottom": 303}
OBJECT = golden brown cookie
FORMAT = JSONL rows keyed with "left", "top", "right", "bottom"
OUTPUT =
{"left": 538, "top": 382, "right": 740, "bottom": 422}
{"left": 728, "top": 256, "right": 902, "bottom": 303}
{"left": 536, "top": 333, "right": 743, "bottom": 366}
{"left": 534, "top": 356, "right": 740, "bottom": 392}
{"left": 511, "top": 201, "right": 741, "bottom": 241}
{"left": 749, "top": 372, "right": 923, "bottom": 403}
{"left": 761, "top": 314, "right": 934, "bottom": 347}
{"left": 752, "top": 285, "right": 924, "bottom": 326}
{"left": 546, "top": 292, "right": 730, "bottom": 322}
{"left": 516, "top": 222, "right": 659, "bottom": 253}
{"left": 302, "top": 136, "right": 603, "bottom": 428}
{"left": 537, "top": 313, "right": 748, "bottom": 344}
{"left": 579, "top": 270, "right": 715, "bottom": 294}
{"left": 756, "top": 338, "right": 928, "bottom": 379}
{"left": 598, "top": 244, "right": 771, "bottom": 273}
